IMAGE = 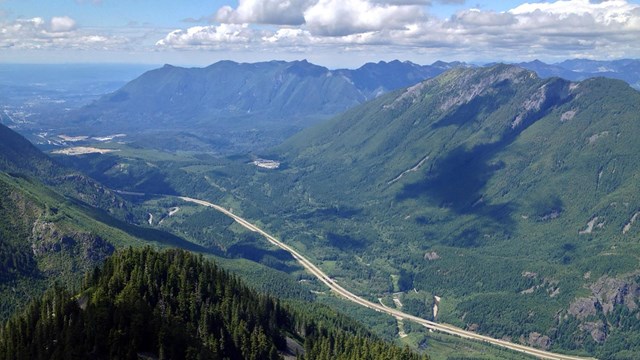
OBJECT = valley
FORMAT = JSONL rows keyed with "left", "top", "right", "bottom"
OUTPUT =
{"left": 175, "top": 193, "right": 593, "bottom": 360}
{"left": 3, "top": 0, "right": 640, "bottom": 358}
{"left": 2, "top": 59, "right": 640, "bottom": 360}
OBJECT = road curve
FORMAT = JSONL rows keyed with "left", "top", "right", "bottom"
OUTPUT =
{"left": 178, "top": 196, "right": 594, "bottom": 360}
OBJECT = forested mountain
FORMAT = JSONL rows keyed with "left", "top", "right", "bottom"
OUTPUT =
{"left": 0, "top": 247, "right": 428, "bottom": 360}
{"left": 221, "top": 64, "right": 640, "bottom": 357}
{"left": 33, "top": 59, "right": 639, "bottom": 155}
{"left": 0, "top": 117, "right": 430, "bottom": 360}
{"left": 48, "top": 60, "right": 463, "bottom": 153}
{"left": 0, "top": 124, "right": 208, "bottom": 320}
{"left": 0, "top": 123, "right": 130, "bottom": 218}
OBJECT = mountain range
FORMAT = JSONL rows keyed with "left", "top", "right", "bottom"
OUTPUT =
{"left": 516, "top": 59, "right": 640, "bottom": 90}
{"left": 223, "top": 64, "right": 640, "bottom": 357}
{"left": 44, "top": 60, "right": 464, "bottom": 153}
{"left": 35, "top": 58, "right": 638, "bottom": 155}
{"left": 4, "top": 57, "right": 640, "bottom": 358}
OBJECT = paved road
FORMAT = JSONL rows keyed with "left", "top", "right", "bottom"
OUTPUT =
{"left": 178, "top": 196, "right": 594, "bottom": 360}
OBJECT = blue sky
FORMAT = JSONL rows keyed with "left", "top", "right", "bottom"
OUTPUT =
{"left": 2, "top": 1, "right": 532, "bottom": 27}
{"left": 2, "top": 0, "right": 640, "bottom": 67}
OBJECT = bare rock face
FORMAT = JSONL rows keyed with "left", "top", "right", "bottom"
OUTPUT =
{"left": 528, "top": 332, "right": 552, "bottom": 350}
{"left": 31, "top": 219, "right": 114, "bottom": 265}
{"left": 31, "top": 221, "right": 66, "bottom": 256}
{"left": 82, "top": 234, "right": 115, "bottom": 263}
{"left": 590, "top": 276, "right": 640, "bottom": 313}
{"left": 580, "top": 321, "right": 607, "bottom": 343}
{"left": 438, "top": 66, "right": 530, "bottom": 113}
{"left": 567, "top": 273, "right": 640, "bottom": 344}
{"left": 424, "top": 251, "right": 440, "bottom": 261}
{"left": 569, "top": 275, "right": 640, "bottom": 318}
{"left": 568, "top": 297, "right": 599, "bottom": 320}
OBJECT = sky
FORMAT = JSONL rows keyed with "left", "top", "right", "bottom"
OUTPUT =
{"left": 1, "top": 0, "right": 640, "bottom": 68}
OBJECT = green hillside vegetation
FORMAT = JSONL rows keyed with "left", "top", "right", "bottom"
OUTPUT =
{"left": 1, "top": 120, "right": 467, "bottom": 359}
{"left": 51, "top": 152, "right": 544, "bottom": 358}
{"left": 0, "top": 168, "right": 213, "bottom": 320}
{"left": 155, "top": 65, "right": 639, "bottom": 357}
{"left": 0, "top": 124, "right": 218, "bottom": 320}
{"left": 0, "top": 247, "right": 429, "bottom": 360}
{"left": 43, "top": 64, "right": 640, "bottom": 357}
{"left": 0, "top": 123, "right": 131, "bottom": 219}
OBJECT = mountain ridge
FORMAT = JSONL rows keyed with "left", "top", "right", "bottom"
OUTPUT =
{"left": 226, "top": 64, "right": 640, "bottom": 357}
{"left": 45, "top": 59, "right": 467, "bottom": 153}
{"left": 516, "top": 58, "right": 640, "bottom": 89}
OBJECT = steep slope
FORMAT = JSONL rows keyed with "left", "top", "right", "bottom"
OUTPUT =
{"left": 0, "top": 125, "right": 207, "bottom": 320}
{"left": 0, "top": 124, "right": 59, "bottom": 177}
{"left": 76, "top": 60, "right": 361, "bottom": 128}
{"left": 0, "top": 247, "right": 428, "bottom": 360}
{"left": 0, "top": 123, "right": 129, "bottom": 217}
{"left": 51, "top": 60, "right": 462, "bottom": 153}
{"left": 233, "top": 64, "right": 640, "bottom": 356}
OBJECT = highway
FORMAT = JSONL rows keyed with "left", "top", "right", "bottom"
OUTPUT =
{"left": 178, "top": 196, "right": 594, "bottom": 360}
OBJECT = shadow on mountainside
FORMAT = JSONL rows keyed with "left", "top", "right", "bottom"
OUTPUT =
{"left": 397, "top": 78, "right": 573, "bottom": 244}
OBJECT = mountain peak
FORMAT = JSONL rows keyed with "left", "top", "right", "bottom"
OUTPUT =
{"left": 389, "top": 64, "right": 536, "bottom": 111}
{"left": 431, "top": 60, "right": 449, "bottom": 67}
{"left": 285, "top": 60, "right": 328, "bottom": 77}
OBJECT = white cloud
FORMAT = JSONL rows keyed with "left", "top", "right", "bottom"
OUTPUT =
{"left": 156, "top": 24, "right": 261, "bottom": 48}
{"left": 451, "top": 9, "right": 516, "bottom": 27}
{"left": 262, "top": 28, "right": 313, "bottom": 44}
{"left": 215, "top": 0, "right": 316, "bottom": 25}
{"left": 154, "top": 0, "right": 640, "bottom": 62}
{"left": 50, "top": 16, "right": 76, "bottom": 32}
{"left": 304, "top": 0, "right": 425, "bottom": 36}
{"left": 0, "top": 16, "right": 128, "bottom": 50}
{"left": 7, "top": 0, "right": 624, "bottom": 64}
{"left": 509, "top": 0, "right": 637, "bottom": 23}
{"left": 214, "top": 0, "right": 427, "bottom": 34}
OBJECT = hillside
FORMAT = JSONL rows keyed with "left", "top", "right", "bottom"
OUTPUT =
{"left": 219, "top": 64, "right": 640, "bottom": 357}
{"left": 47, "top": 60, "right": 462, "bottom": 153}
{"left": 0, "top": 247, "right": 428, "bottom": 360}
{"left": 0, "top": 125, "right": 212, "bottom": 320}
{"left": 0, "top": 123, "right": 132, "bottom": 218}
